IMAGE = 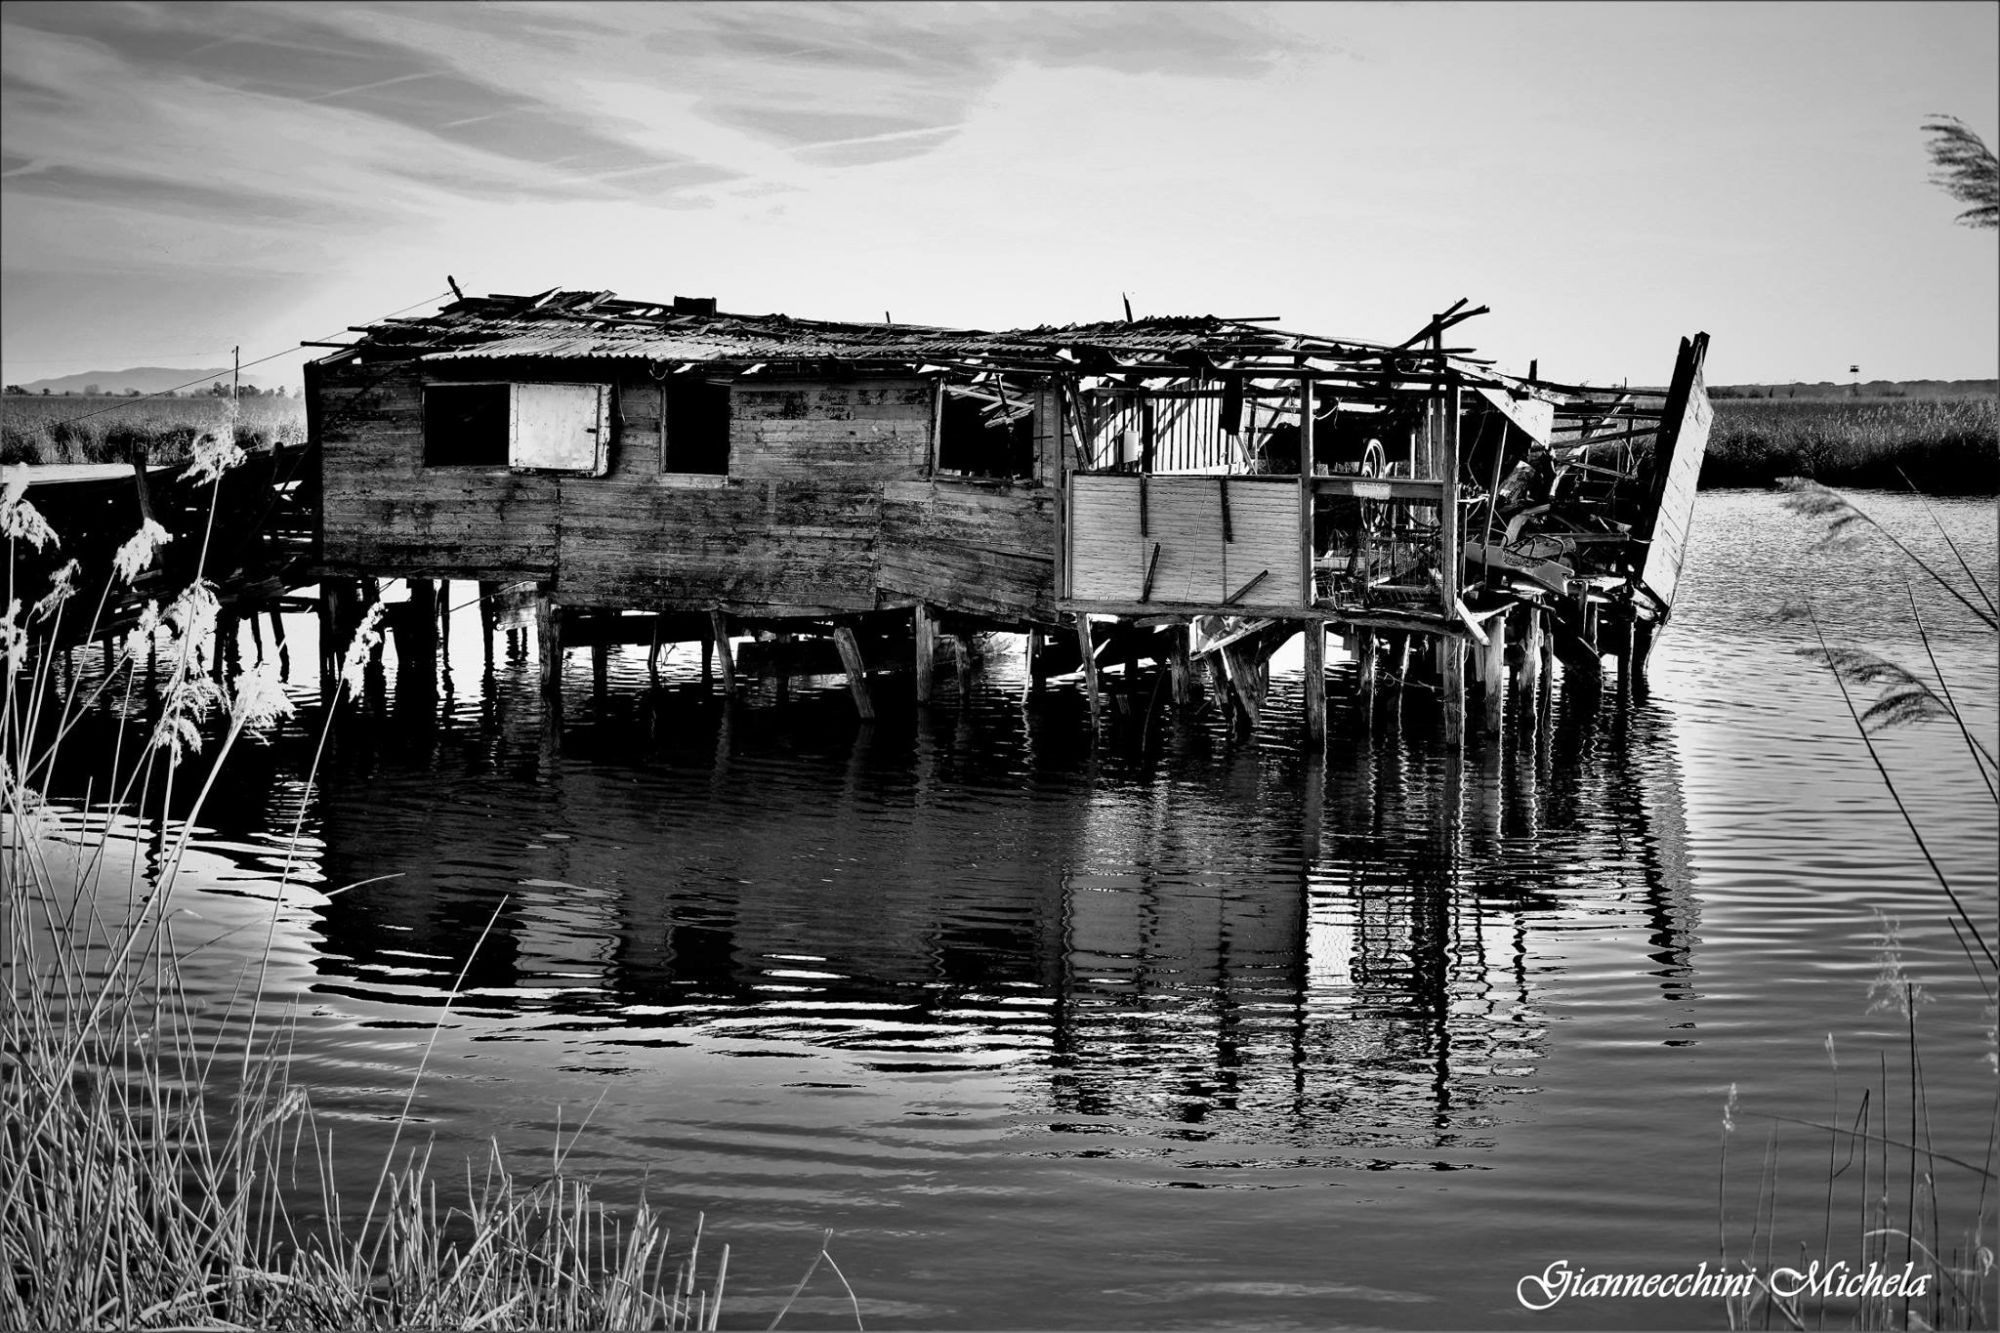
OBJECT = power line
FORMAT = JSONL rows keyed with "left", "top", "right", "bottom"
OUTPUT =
{"left": 15, "top": 290, "right": 453, "bottom": 429}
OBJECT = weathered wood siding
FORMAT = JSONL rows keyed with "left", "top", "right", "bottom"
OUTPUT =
{"left": 316, "top": 357, "right": 561, "bottom": 581}
{"left": 1067, "top": 475, "right": 1302, "bottom": 611}
{"left": 729, "top": 382, "right": 933, "bottom": 483}
{"left": 317, "top": 361, "right": 971, "bottom": 615}
{"left": 878, "top": 481, "right": 1056, "bottom": 620}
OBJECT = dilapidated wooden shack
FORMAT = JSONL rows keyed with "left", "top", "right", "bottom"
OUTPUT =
{"left": 309, "top": 287, "right": 1710, "bottom": 740}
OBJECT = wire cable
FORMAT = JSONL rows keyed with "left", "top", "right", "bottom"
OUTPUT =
{"left": 16, "top": 289, "right": 454, "bottom": 430}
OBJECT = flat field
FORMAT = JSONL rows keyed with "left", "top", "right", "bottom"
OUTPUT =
{"left": 0, "top": 393, "right": 306, "bottom": 465}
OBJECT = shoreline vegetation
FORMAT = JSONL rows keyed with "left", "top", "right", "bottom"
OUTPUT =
{"left": 0, "top": 462, "right": 857, "bottom": 1330}
{"left": 5, "top": 389, "right": 1995, "bottom": 494}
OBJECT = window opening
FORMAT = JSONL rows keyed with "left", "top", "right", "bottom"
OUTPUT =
{"left": 664, "top": 378, "right": 730, "bottom": 475}
{"left": 936, "top": 384, "right": 1033, "bottom": 479}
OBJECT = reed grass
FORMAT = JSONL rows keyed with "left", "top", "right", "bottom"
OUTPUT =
{"left": 0, "top": 397, "right": 306, "bottom": 467}
{"left": 1703, "top": 397, "right": 1999, "bottom": 494}
{"left": 1, "top": 456, "right": 830, "bottom": 1329}
{"left": 1715, "top": 481, "right": 1998, "bottom": 1330}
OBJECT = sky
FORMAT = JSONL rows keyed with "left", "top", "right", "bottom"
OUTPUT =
{"left": 2, "top": 0, "right": 1995, "bottom": 393}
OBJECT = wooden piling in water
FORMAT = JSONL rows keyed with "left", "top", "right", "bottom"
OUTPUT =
{"left": 914, "top": 604, "right": 936, "bottom": 704}
{"left": 1168, "top": 625, "right": 1191, "bottom": 708}
{"left": 536, "top": 588, "right": 561, "bottom": 702}
{"left": 591, "top": 641, "right": 609, "bottom": 703}
{"left": 1441, "top": 636, "right": 1465, "bottom": 746}
{"left": 1301, "top": 619, "right": 1326, "bottom": 749}
{"left": 477, "top": 581, "right": 499, "bottom": 674}
{"left": 833, "top": 625, "right": 875, "bottom": 720}
{"left": 1481, "top": 613, "right": 1507, "bottom": 736}
{"left": 1075, "top": 614, "right": 1101, "bottom": 731}
{"left": 1517, "top": 606, "right": 1543, "bottom": 724}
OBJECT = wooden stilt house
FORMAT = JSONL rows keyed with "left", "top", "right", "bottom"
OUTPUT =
{"left": 308, "top": 288, "right": 1710, "bottom": 737}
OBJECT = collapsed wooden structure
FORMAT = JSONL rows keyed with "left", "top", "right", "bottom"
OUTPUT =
{"left": 308, "top": 287, "right": 1711, "bottom": 741}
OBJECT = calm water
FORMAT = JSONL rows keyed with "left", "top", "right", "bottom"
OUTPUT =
{"left": 26, "top": 490, "right": 1999, "bottom": 1329}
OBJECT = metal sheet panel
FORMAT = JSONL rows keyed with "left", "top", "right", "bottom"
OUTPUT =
{"left": 509, "top": 382, "right": 608, "bottom": 475}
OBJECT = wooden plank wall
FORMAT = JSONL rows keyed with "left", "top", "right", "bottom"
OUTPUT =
{"left": 1068, "top": 475, "right": 1302, "bottom": 611}
{"left": 878, "top": 481, "right": 1056, "bottom": 620}
{"left": 317, "top": 357, "right": 561, "bottom": 581}
{"left": 319, "top": 361, "right": 1032, "bottom": 616}
{"left": 730, "top": 382, "right": 932, "bottom": 483}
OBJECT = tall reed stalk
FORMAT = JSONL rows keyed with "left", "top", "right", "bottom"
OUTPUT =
{"left": 1716, "top": 480, "right": 1997, "bottom": 1331}
{"left": 1, "top": 448, "right": 813, "bottom": 1329}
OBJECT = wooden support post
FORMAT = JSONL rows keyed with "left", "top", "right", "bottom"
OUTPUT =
{"left": 1481, "top": 612, "right": 1507, "bottom": 736}
{"left": 1632, "top": 617, "right": 1655, "bottom": 699}
{"left": 591, "top": 641, "right": 609, "bottom": 703}
{"left": 1168, "top": 625, "right": 1191, "bottom": 708}
{"left": 536, "top": 590, "right": 561, "bottom": 703}
{"left": 955, "top": 631, "right": 973, "bottom": 699}
{"left": 1538, "top": 611, "right": 1555, "bottom": 719}
{"left": 478, "top": 581, "right": 499, "bottom": 674}
{"left": 709, "top": 609, "right": 735, "bottom": 694}
{"left": 772, "top": 632, "right": 790, "bottom": 705}
{"left": 1301, "top": 619, "right": 1326, "bottom": 749}
{"left": 1298, "top": 375, "right": 1318, "bottom": 608}
{"left": 1441, "top": 635, "right": 1465, "bottom": 746}
{"left": 649, "top": 616, "right": 664, "bottom": 687}
{"left": 1021, "top": 630, "right": 1040, "bottom": 703}
{"left": 247, "top": 610, "right": 265, "bottom": 665}
{"left": 1438, "top": 380, "right": 1464, "bottom": 746}
{"left": 268, "top": 608, "right": 289, "bottom": 680}
{"left": 1356, "top": 627, "right": 1377, "bottom": 704}
{"left": 833, "top": 625, "right": 875, "bottom": 721}
{"left": 436, "top": 579, "right": 452, "bottom": 667}
{"left": 1518, "top": 607, "right": 1543, "bottom": 722}
{"left": 914, "top": 604, "right": 936, "bottom": 704}
{"left": 1207, "top": 650, "right": 1233, "bottom": 721}
{"left": 1612, "top": 615, "right": 1633, "bottom": 706}
{"left": 317, "top": 584, "right": 340, "bottom": 699}
{"left": 1075, "top": 614, "right": 1101, "bottom": 731}
{"left": 1222, "top": 643, "right": 1264, "bottom": 731}
{"left": 699, "top": 625, "right": 712, "bottom": 688}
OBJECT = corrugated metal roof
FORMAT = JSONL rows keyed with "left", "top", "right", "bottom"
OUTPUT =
{"left": 424, "top": 332, "right": 832, "bottom": 361}
{"left": 340, "top": 288, "right": 1539, "bottom": 393}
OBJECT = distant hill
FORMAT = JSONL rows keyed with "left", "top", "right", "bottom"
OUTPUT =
{"left": 1709, "top": 378, "right": 1997, "bottom": 400}
{"left": 9, "top": 366, "right": 295, "bottom": 396}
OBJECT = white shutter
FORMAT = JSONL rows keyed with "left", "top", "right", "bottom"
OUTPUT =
{"left": 509, "top": 383, "right": 609, "bottom": 474}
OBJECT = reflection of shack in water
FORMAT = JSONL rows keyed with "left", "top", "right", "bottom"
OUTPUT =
{"left": 307, "top": 669, "right": 1697, "bottom": 1159}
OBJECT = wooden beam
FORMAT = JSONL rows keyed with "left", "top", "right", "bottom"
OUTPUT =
{"left": 1301, "top": 619, "right": 1326, "bottom": 749}
{"left": 832, "top": 626, "right": 875, "bottom": 721}
{"left": 708, "top": 608, "right": 735, "bottom": 694}
{"left": 914, "top": 603, "right": 936, "bottom": 704}
{"left": 1075, "top": 613, "right": 1101, "bottom": 731}
{"left": 1441, "top": 636, "right": 1464, "bottom": 746}
{"left": 1439, "top": 382, "right": 1464, "bottom": 745}
{"left": 1311, "top": 475, "right": 1446, "bottom": 502}
{"left": 1299, "top": 375, "right": 1317, "bottom": 610}
{"left": 537, "top": 589, "right": 561, "bottom": 703}
{"left": 1168, "top": 625, "right": 1191, "bottom": 707}
{"left": 1518, "top": 606, "right": 1543, "bottom": 721}
{"left": 1481, "top": 612, "right": 1506, "bottom": 735}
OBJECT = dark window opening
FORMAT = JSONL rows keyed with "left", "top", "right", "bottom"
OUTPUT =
{"left": 423, "top": 383, "right": 509, "bottom": 466}
{"left": 664, "top": 379, "right": 730, "bottom": 474}
{"left": 937, "top": 386, "right": 1033, "bottom": 479}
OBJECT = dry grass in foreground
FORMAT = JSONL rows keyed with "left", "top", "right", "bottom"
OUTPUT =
{"left": 1, "top": 462, "right": 857, "bottom": 1330}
